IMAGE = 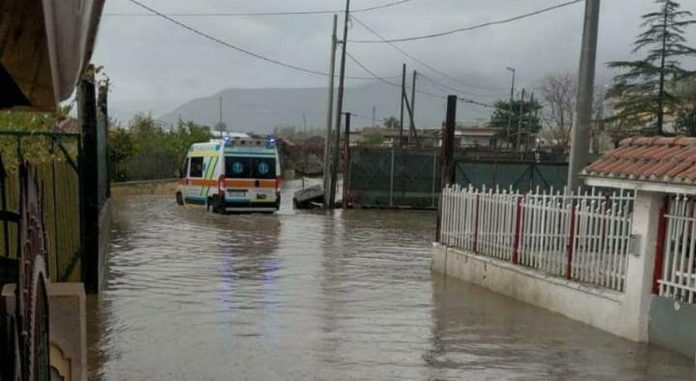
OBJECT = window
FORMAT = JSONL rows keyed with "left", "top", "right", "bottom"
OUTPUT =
{"left": 225, "top": 156, "right": 251, "bottom": 178}
{"left": 251, "top": 157, "right": 276, "bottom": 179}
{"left": 189, "top": 157, "right": 204, "bottom": 178}
{"left": 225, "top": 156, "right": 276, "bottom": 179}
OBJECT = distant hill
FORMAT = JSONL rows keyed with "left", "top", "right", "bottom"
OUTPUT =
{"left": 158, "top": 82, "right": 494, "bottom": 134}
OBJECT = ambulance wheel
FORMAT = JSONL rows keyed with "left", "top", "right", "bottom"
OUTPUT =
{"left": 176, "top": 192, "right": 184, "bottom": 206}
{"left": 211, "top": 195, "right": 225, "bottom": 214}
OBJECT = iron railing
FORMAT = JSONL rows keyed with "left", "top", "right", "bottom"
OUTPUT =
{"left": 439, "top": 185, "right": 634, "bottom": 292}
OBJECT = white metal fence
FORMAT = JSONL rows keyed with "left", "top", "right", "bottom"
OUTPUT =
{"left": 439, "top": 186, "right": 634, "bottom": 292}
{"left": 658, "top": 196, "right": 696, "bottom": 304}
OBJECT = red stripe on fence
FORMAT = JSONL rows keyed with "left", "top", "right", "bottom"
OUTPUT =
{"left": 652, "top": 196, "right": 669, "bottom": 295}
{"left": 474, "top": 194, "right": 480, "bottom": 253}
{"left": 566, "top": 205, "right": 576, "bottom": 280}
{"left": 512, "top": 196, "right": 523, "bottom": 265}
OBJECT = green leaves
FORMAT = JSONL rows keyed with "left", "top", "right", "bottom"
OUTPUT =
{"left": 606, "top": 0, "right": 696, "bottom": 135}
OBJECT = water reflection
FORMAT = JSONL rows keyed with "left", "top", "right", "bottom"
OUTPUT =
{"left": 88, "top": 184, "right": 695, "bottom": 380}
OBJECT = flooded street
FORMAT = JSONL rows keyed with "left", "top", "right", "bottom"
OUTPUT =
{"left": 88, "top": 183, "right": 696, "bottom": 381}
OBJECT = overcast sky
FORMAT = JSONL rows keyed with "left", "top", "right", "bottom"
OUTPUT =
{"left": 93, "top": 0, "right": 696, "bottom": 108}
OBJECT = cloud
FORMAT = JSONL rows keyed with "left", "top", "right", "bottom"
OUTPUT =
{"left": 93, "top": 0, "right": 696, "bottom": 107}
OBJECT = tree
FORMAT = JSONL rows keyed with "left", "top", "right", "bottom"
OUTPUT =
{"left": 538, "top": 72, "right": 577, "bottom": 152}
{"left": 489, "top": 96, "right": 543, "bottom": 150}
{"left": 675, "top": 78, "right": 696, "bottom": 135}
{"left": 383, "top": 116, "right": 399, "bottom": 130}
{"left": 607, "top": 0, "right": 696, "bottom": 135}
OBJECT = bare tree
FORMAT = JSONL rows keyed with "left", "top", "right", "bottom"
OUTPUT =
{"left": 538, "top": 72, "right": 577, "bottom": 152}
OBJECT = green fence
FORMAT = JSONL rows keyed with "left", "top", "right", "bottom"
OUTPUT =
{"left": 349, "top": 147, "right": 570, "bottom": 209}
{"left": 0, "top": 132, "right": 83, "bottom": 283}
{"left": 454, "top": 160, "right": 568, "bottom": 193}
{"left": 350, "top": 147, "right": 440, "bottom": 209}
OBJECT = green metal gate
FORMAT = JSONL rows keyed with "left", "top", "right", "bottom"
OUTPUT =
{"left": 0, "top": 131, "right": 83, "bottom": 282}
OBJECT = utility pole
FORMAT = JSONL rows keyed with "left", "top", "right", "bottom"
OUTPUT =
{"left": 322, "top": 14, "right": 338, "bottom": 210}
{"left": 517, "top": 89, "right": 526, "bottom": 152}
{"left": 372, "top": 105, "right": 376, "bottom": 126}
{"left": 330, "top": 0, "right": 350, "bottom": 208}
{"left": 342, "top": 112, "right": 351, "bottom": 210}
{"left": 399, "top": 63, "right": 406, "bottom": 148}
{"left": 568, "top": 0, "right": 601, "bottom": 190}
{"left": 506, "top": 67, "right": 516, "bottom": 148}
{"left": 410, "top": 70, "right": 417, "bottom": 145}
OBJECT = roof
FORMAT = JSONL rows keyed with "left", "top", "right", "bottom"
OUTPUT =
{"left": 1, "top": 0, "right": 105, "bottom": 110}
{"left": 583, "top": 136, "right": 696, "bottom": 184}
{"left": 54, "top": 117, "right": 79, "bottom": 133}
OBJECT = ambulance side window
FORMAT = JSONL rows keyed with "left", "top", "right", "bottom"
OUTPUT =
{"left": 189, "top": 157, "right": 204, "bottom": 178}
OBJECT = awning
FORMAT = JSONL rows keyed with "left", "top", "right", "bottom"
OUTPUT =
{"left": 0, "top": 0, "right": 105, "bottom": 111}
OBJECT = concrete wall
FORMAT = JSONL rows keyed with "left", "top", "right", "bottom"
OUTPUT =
{"left": 649, "top": 295, "right": 696, "bottom": 362}
{"left": 111, "top": 179, "right": 178, "bottom": 197}
{"left": 432, "top": 243, "right": 641, "bottom": 342}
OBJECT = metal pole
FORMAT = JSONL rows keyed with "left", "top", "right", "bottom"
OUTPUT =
{"left": 411, "top": 70, "right": 417, "bottom": 144}
{"left": 330, "top": 0, "right": 350, "bottom": 208}
{"left": 342, "top": 113, "right": 351, "bottom": 210}
{"left": 568, "top": 0, "right": 601, "bottom": 190}
{"left": 517, "top": 89, "right": 526, "bottom": 152}
{"left": 506, "top": 67, "right": 516, "bottom": 148}
{"left": 399, "top": 63, "right": 406, "bottom": 148}
{"left": 322, "top": 14, "right": 338, "bottom": 209}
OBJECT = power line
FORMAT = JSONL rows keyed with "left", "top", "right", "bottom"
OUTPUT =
{"left": 124, "top": 0, "right": 393, "bottom": 81}
{"left": 350, "top": 0, "right": 583, "bottom": 43}
{"left": 418, "top": 72, "right": 499, "bottom": 100}
{"left": 107, "top": 0, "right": 415, "bottom": 17}
{"left": 346, "top": 51, "right": 492, "bottom": 108}
{"left": 351, "top": 15, "right": 504, "bottom": 93}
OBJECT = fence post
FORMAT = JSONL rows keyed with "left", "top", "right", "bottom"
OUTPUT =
{"left": 77, "top": 68, "right": 100, "bottom": 294}
{"left": 652, "top": 196, "right": 669, "bottom": 295}
{"left": 566, "top": 204, "right": 576, "bottom": 280}
{"left": 512, "top": 196, "right": 523, "bottom": 265}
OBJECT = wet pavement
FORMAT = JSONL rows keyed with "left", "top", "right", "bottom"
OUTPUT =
{"left": 88, "top": 182, "right": 696, "bottom": 380}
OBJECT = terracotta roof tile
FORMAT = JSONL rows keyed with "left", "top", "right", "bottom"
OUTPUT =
{"left": 583, "top": 135, "right": 696, "bottom": 187}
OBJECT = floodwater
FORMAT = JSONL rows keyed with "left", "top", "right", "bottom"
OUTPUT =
{"left": 87, "top": 181, "right": 696, "bottom": 381}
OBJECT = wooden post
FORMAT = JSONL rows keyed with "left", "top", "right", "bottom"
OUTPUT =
{"left": 437, "top": 96, "right": 456, "bottom": 241}
{"left": 342, "top": 113, "right": 351, "bottom": 210}
{"left": 77, "top": 68, "right": 99, "bottom": 294}
{"left": 441, "top": 95, "right": 457, "bottom": 187}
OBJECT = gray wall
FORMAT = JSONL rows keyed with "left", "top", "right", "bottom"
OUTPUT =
{"left": 649, "top": 295, "right": 696, "bottom": 362}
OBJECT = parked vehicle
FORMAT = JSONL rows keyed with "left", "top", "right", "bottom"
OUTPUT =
{"left": 176, "top": 135, "right": 281, "bottom": 213}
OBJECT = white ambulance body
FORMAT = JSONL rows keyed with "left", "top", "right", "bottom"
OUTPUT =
{"left": 176, "top": 136, "right": 281, "bottom": 213}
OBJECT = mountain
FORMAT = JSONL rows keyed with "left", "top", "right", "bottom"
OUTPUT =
{"left": 158, "top": 82, "right": 494, "bottom": 133}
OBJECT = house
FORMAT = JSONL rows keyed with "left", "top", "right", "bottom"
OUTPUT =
{"left": 422, "top": 125, "right": 499, "bottom": 149}
{"left": 582, "top": 136, "right": 696, "bottom": 361}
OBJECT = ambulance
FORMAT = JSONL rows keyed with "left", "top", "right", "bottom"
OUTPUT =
{"left": 176, "top": 135, "right": 281, "bottom": 213}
